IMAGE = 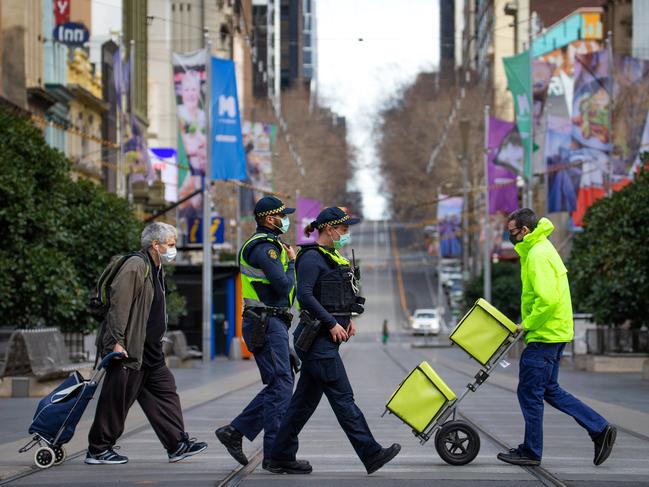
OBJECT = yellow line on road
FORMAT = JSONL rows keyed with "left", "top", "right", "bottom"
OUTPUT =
{"left": 390, "top": 227, "right": 410, "bottom": 318}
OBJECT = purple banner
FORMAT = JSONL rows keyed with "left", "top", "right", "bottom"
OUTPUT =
{"left": 545, "top": 116, "right": 579, "bottom": 213}
{"left": 487, "top": 117, "right": 519, "bottom": 214}
{"left": 296, "top": 197, "right": 321, "bottom": 245}
{"left": 437, "top": 195, "right": 463, "bottom": 259}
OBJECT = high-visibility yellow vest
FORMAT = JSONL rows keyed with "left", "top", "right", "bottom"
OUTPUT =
{"left": 239, "top": 232, "right": 294, "bottom": 308}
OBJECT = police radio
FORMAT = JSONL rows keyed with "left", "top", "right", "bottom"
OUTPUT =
{"left": 350, "top": 249, "right": 366, "bottom": 316}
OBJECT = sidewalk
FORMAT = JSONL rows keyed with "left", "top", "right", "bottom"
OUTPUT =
{"left": 0, "top": 357, "right": 260, "bottom": 481}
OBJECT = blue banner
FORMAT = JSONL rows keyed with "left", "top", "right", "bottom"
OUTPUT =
{"left": 187, "top": 217, "right": 225, "bottom": 244}
{"left": 210, "top": 57, "right": 247, "bottom": 180}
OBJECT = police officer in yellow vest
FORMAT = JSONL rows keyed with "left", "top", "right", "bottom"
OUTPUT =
{"left": 267, "top": 207, "right": 401, "bottom": 475}
{"left": 215, "top": 196, "right": 306, "bottom": 472}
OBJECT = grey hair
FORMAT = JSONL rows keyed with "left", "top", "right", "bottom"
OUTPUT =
{"left": 141, "top": 222, "right": 178, "bottom": 249}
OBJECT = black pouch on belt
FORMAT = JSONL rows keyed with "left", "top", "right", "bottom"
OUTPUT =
{"left": 294, "top": 310, "right": 322, "bottom": 353}
{"left": 244, "top": 308, "right": 268, "bottom": 348}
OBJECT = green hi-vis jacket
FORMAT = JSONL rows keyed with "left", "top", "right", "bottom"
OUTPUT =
{"left": 515, "top": 217, "right": 574, "bottom": 345}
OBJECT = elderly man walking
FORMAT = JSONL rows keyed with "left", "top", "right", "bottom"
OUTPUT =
{"left": 497, "top": 209, "right": 616, "bottom": 467}
{"left": 85, "top": 222, "right": 207, "bottom": 465}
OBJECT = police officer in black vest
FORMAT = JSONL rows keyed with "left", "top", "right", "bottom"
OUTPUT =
{"left": 267, "top": 207, "right": 401, "bottom": 475}
{"left": 215, "top": 196, "right": 306, "bottom": 471}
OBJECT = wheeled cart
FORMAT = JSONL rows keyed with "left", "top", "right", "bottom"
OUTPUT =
{"left": 18, "top": 352, "right": 123, "bottom": 468}
{"left": 384, "top": 299, "right": 523, "bottom": 465}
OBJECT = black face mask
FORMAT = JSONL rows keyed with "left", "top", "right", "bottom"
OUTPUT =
{"left": 509, "top": 228, "right": 525, "bottom": 246}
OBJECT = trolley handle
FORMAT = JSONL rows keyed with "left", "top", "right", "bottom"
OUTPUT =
{"left": 97, "top": 352, "right": 125, "bottom": 371}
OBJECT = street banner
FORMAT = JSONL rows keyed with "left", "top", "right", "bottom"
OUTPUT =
{"left": 296, "top": 197, "right": 322, "bottom": 245}
{"left": 437, "top": 196, "right": 463, "bottom": 259}
{"left": 149, "top": 148, "right": 178, "bottom": 202}
{"left": 487, "top": 116, "right": 519, "bottom": 214}
{"left": 571, "top": 49, "right": 611, "bottom": 227}
{"left": 172, "top": 48, "right": 207, "bottom": 225}
{"left": 240, "top": 121, "right": 277, "bottom": 215}
{"left": 503, "top": 50, "right": 533, "bottom": 182}
{"left": 532, "top": 60, "right": 555, "bottom": 127}
{"left": 210, "top": 57, "right": 247, "bottom": 180}
{"left": 610, "top": 54, "right": 649, "bottom": 179}
{"left": 112, "top": 47, "right": 153, "bottom": 190}
{"left": 545, "top": 116, "right": 578, "bottom": 213}
{"left": 125, "top": 113, "right": 154, "bottom": 189}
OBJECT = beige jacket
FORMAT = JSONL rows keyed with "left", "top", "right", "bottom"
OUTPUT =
{"left": 98, "top": 252, "right": 163, "bottom": 370}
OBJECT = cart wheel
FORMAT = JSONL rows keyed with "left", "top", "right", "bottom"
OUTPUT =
{"left": 53, "top": 445, "right": 66, "bottom": 465}
{"left": 34, "top": 446, "right": 56, "bottom": 469}
{"left": 434, "top": 420, "right": 481, "bottom": 466}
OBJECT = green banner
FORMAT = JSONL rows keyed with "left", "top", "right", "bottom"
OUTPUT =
{"left": 503, "top": 50, "right": 533, "bottom": 182}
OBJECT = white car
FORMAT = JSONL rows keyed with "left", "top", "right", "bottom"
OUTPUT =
{"left": 410, "top": 309, "right": 441, "bottom": 335}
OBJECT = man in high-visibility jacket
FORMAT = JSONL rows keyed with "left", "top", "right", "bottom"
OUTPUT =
{"left": 215, "top": 196, "right": 304, "bottom": 471}
{"left": 497, "top": 208, "right": 616, "bottom": 467}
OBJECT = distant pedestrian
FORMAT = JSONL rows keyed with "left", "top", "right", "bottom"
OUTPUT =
{"left": 497, "top": 209, "right": 615, "bottom": 467}
{"left": 382, "top": 319, "right": 389, "bottom": 345}
{"left": 86, "top": 222, "right": 207, "bottom": 465}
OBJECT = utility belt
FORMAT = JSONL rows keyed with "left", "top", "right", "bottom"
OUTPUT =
{"left": 243, "top": 306, "right": 294, "bottom": 349}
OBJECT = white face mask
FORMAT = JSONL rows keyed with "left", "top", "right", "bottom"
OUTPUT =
{"left": 157, "top": 244, "right": 177, "bottom": 264}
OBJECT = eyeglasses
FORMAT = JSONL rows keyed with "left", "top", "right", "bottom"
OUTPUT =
{"left": 509, "top": 227, "right": 523, "bottom": 237}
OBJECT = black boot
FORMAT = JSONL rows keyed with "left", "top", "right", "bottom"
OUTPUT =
{"left": 365, "top": 443, "right": 401, "bottom": 475}
{"left": 215, "top": 425, "right": 248, "bottom": 466}
{"left": 265, "top": 458, "right": 313, "bottom": 474}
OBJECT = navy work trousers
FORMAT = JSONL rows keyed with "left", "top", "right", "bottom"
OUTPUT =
{"left": 517, "top": 342, "right": 608, "bottom": 460}
{"left": 231, "top": 316, "right": 294, "bottom": 458}
{"left": 270, "top": 351, "right": 382, "bottom": 466}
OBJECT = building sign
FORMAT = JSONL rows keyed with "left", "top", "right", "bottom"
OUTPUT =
{"left": 532, "top": 11, "right": 603, "bottom": 58}
{"left": 53, "top": 22, "right": 90, "bottom": 46}
{"left": 54, "top": 0, "right": 70, "bottom": 26}
{"left": 187, "top": 217, "right": 225, "bottom": 245}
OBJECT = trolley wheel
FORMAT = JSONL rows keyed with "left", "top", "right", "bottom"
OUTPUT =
{"left": 34, "top": 446, "right": 56, "bottom": 469}
{"left": 434, "top": 420, "right": 481, "bottom": 466}
{"left": 52, "top": 445, "right": 66, "bottom": 465}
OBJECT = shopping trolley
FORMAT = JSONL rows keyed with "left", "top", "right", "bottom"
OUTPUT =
{"left": 18, "top": 352, "right": 124, "bottom": 468}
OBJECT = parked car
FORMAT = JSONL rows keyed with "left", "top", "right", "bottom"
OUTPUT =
{"left": 410, "top": 309, "right": 441, "bottom": 336}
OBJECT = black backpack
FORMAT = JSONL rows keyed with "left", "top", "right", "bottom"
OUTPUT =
{"left": 88, "top": 251, "right": 149, "bottom": 323}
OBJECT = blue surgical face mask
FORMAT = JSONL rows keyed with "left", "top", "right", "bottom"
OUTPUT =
{"left": 333, "top": 228, "right": 351, "bottom": 249}
{"left": 273, "top": 216, "right": 290, "bottom": 234}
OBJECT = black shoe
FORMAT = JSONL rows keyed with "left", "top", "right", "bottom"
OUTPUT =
{"left": 594, "top": 425, "right": 617, "bottom": 466}
{"left": 168, "top": 433, "right": 208, "bottom": 463}
{"left": 265, "top": 458, "right": 313, "bottom": 474}
{"left": 84, "top": 447, "right": 128, "bottom": 465}
{"left": 262, "top": 458, "right": 311, "bottom": 471}
{"left": 215, "top": 425, "right": 248, "bottom": 466}
{"left": 497, "top": 448, "right": 540, "bottom": 466}
{"left": 365, "top": 443, "right": 401, "bottom": 475}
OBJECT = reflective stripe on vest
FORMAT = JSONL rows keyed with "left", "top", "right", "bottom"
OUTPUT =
{"left": 239, "top": 233, "right": 294, "bottom": 307}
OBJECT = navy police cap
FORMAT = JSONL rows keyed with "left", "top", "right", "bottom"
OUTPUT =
{"left": 254, "top": 196, "right": 295, "bottom": 217}
{"left": 311, "top": 207, "right": 361, "bottom": 230}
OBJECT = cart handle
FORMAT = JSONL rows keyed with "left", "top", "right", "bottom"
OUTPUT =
{"left": 97, "top": 352, "right": 125, "bottom": 370}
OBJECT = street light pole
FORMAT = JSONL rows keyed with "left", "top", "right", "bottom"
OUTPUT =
{"left": 459, "top": 118, "right": 470, "bottom": 281}
{"left": 202, "top": 34, "right": 213, "bottom": 364}
{"left": 483, "top": 105, "right": 492, "bottom": 303}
